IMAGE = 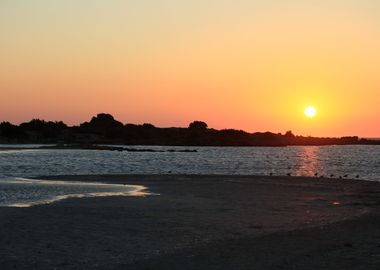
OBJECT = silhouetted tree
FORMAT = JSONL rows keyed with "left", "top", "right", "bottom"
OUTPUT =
{"left": 0, "top": 122, "right": 27, "bottom": 140}
{"left": 19, "top": 119, "right": 67, "bottom": 139}
{"left": 284, "top": 130, "right": 295, "bottom": 138}
{"left": 86, "top": 113, "right": 123, "bottom": 129}
{"left": 80, "top": 113, "right": 124, "bottom": 139}
{"left": 142, "top": 123, "right": 155, "bottom": 129}
{"left": 188, "top": 121, "right": 208, "bottom": 130}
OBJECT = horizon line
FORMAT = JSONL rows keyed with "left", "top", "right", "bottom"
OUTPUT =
{"left": 1, "top": 113, "right": 379, "bottom": 140}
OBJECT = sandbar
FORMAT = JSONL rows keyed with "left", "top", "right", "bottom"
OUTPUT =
{"left": 0, "top": 175, "right": 380, "bottom": 269}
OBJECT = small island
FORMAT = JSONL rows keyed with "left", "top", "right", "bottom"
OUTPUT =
{"left": 1, "top": 113, "right": 379, "bottom": 147}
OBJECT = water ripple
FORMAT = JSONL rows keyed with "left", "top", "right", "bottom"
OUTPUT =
{"left": 0, "top": 145, "right": 379, "bottom": 181}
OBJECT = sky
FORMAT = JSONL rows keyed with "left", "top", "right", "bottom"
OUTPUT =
{"left": 0, "top": 0, "right": 379, "bottom": 137}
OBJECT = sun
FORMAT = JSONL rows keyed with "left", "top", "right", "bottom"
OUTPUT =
{"left": 304, "top": 106, "right": 317, "bottom": 118}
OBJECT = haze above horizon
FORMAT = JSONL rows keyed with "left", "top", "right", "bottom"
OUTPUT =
{"left": 1, "top": 0, "right": 379, "bottom": 137}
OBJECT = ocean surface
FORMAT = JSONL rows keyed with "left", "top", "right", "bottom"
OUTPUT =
{"left": 0, "top": 145, "right": 379, "bottom": 206}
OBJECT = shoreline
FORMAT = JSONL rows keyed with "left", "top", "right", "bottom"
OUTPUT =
{"left": 1, "top": 175, "right": 380, "bottom": 269}
{"left": 36, "top": 172, "right": 377, "bottom": 182}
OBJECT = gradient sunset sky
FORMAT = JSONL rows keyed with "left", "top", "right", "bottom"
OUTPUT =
{"left": 1, "top": 0, "right": 379, "bottom": 137}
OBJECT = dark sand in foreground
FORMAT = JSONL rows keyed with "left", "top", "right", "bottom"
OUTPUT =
{"left": 1, "top": 175, "right": 380, "bottom": 269}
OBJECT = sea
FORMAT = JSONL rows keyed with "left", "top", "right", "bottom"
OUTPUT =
{"left": 0, "top": 144, "right": 379, "bottom": 206}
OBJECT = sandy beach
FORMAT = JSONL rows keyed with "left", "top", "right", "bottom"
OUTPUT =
{"left": 1, "top": 175, "right": 380, "bottom": 269}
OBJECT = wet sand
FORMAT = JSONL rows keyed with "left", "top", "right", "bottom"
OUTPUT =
{"left": 1, "top": 175, "right": 380, "bottom": 269}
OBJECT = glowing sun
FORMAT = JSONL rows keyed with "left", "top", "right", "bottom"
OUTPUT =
{"left": 304, "top": 106, "right": 317, "bottom": 118}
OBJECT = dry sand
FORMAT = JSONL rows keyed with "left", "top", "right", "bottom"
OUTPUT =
{"left": 1, "top": 175, "right": 380, "bottom": 269}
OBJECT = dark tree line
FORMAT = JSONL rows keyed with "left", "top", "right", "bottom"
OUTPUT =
{"left": 0, "top": 113, "right": 378, "bottom": 146}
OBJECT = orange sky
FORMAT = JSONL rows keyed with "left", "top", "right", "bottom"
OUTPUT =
{"left": 0, "top": 1, "right": 379, "bottom": 137}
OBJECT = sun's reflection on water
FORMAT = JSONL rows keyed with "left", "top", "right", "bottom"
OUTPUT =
{"left": 293, "top": 146, "right": 326, "bottom": 177}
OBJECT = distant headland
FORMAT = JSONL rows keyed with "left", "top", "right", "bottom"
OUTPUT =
{"left": 0, "top": 113, "right": 379, "bottom": 146}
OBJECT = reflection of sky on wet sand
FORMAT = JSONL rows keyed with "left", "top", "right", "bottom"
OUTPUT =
{"left": 0, "top": 178, "right": 150, "bottom": 208}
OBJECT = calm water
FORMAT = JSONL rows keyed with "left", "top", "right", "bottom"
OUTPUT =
{"left": 0, "top": 145, "right": 379, "bottom": 180}
{"left": 0, "top": 145, "right": 379, "bottom": 206}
